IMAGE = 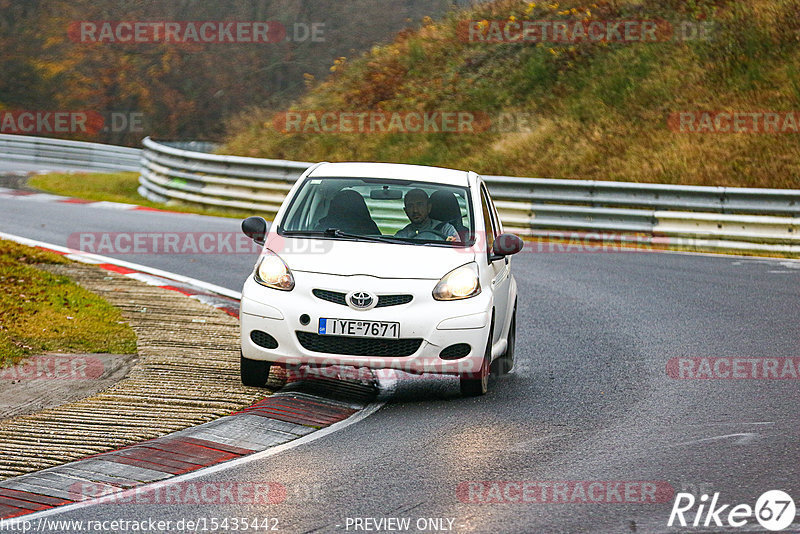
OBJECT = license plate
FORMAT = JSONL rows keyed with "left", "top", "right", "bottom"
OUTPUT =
{"left": 318, "top": 318, "right": 399, "bottom": 339}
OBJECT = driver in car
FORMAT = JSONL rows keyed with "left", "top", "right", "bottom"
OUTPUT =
{"left": 395, "top": 188, "right": 458, "bottom": 241}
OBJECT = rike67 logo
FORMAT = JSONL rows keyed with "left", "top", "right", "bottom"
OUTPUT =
{"left": 668, "top": 490, "right": 796, "bottom": 531}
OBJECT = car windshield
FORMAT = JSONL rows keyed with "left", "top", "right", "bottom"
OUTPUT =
{"left": 279, "top": 177, "right": 474, "bottom": 246}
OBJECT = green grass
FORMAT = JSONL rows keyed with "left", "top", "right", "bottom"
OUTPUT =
{"left": 28, "top": 172, "right": 262, "bottom": 220}
{"left": 221, "top": 0, "right": 800, "bottom": 189}
{"left": 0, "top": 239, "right": 137, "bottom": 367}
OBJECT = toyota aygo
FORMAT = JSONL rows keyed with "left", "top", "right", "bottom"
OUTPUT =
{"left": 239, "top": 162, "right": 522, "bottom": 396}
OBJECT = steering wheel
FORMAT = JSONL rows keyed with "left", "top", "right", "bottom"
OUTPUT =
{"left": 414, "top": 229, "right": 449, "bottom": 240}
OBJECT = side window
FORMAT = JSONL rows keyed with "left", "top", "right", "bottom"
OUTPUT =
{"left": 480, "top": 185, "right": 498, "bottom": 255}
{"left": 486, "top": 187, "right": 503, "bottom": 234}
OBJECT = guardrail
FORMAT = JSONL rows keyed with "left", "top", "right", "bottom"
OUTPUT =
{"left": 0, "top": 134, "right": 140, "bottom": 172}
{"left": 138, "top": 137, "right": 311, "bottom": 212}
{"left": 139, "top": 137, "right": 799, "bottom": 254}
{"left": 0, "top": 134, "right": 794, "bottom": 254}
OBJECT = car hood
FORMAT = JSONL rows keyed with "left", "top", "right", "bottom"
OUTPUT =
{"left": 265, "top": 235, "right": 475, "bottom": 280}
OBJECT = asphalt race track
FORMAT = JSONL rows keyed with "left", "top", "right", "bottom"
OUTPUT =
{"left": 0, "top": 192, "right": 257, "bottom": 291}
{"left": 1, "top": 187, "right": 799, "bottom": 533}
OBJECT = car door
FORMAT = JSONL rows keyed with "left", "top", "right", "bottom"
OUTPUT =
{"left": 479, "top": 182, "right": 509, "bottom": 346}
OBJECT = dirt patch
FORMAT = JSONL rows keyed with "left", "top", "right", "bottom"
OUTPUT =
{"left": 0, "top": 173, "right": 34, "bottom": 190}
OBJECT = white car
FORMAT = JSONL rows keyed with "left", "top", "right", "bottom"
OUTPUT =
{"left": 239, "top": 162, "right": 522, "bottom": 396}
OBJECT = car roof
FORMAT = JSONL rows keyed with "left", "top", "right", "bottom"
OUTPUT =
{"left": 307, "top": 162, "right": 471, "bottom": 187}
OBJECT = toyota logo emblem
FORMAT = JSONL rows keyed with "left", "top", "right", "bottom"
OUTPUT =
{"left": 349, "top": 291, "right": 374, "bottom": 309}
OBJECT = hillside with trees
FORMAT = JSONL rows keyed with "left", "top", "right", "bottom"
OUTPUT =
{"left": 222, "top": 0, "right": 800, "bottom": 188}
{"left": 0, "top": 0, "right": 469, "bottom": 145}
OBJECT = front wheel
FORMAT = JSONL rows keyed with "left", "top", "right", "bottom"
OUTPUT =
{"left": 241, "top": 352, "right": 271, "bottom": 387}
{"left": 460, "top": 331, "right": 491, "bottom": 397}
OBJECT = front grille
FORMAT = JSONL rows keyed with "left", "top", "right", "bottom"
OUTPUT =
{"left": 251, "top": 330, "right": 278, "bottom": 349}
{"left": 296, "top": 331, "right": 422, "bottom": 357}
{"left": 439, "top": 343, "right": 471, "bottom": 360}
{"left": 312, "top": 289, "right": 413, "bottom": 308}
{"left": 376, "top": 294, "right": 413, "bottom": 307}
{"left": 312, "top": 289, "right": 347, "bottom": 305}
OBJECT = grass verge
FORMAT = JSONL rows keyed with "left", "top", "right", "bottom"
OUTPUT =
{"left": 28, "top": 172, "right": 259, "bottom": 220}
{"left": 0, "top": 239, "right": 137, "bottom": 367}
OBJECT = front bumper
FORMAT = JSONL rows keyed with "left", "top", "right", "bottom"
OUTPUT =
{"left": 240, "top": 270, "right": 491, "bottom": 376}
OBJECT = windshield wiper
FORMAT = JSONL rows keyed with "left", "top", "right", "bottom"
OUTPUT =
{"left": 282, "top": 228, "right": 434, "bottom": 246}
{"left": 322, "top": 228, "right": 411, "bottom": 244}
{"left": 281, "top": 230, "right": 325, "bottom": 236}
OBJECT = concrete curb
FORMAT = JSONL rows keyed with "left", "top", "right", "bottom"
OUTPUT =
{"left": 0, "top": 186, "right": 191, "bottom": 216}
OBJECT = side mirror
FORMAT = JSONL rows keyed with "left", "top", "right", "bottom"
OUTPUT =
{"left": 492, "top": 233, "right": 523, "bottom": 257}
{"left": 242, "top": 216, "right": 267, "bottom": 245}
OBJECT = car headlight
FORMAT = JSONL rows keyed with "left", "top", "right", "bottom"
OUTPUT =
{"left": 432, "top": 263, "right": 481, "bottom": 301}
{"left": 254, "top": 249, "right": 294, "bottom": 291}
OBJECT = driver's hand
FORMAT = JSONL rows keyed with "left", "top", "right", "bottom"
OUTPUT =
{"left": 446, "top": 235, "right": 457, "bottom": 242}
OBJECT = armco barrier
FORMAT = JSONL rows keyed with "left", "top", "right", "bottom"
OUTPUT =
{"left": 0, "top": 134, "right": 140, "bottom": 172}
{"left": 137, "top": 137, "right": 309, "bottom": 211}
{"left": 0, "top": 134, "right": 796, "bottom": 254}
{"left": 138, "top": 137, "right": 799, "bottom": 254}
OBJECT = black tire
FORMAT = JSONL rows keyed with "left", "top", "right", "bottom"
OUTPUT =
{"left": 240, "top": 352, "right": 271, "bottom": 387}
{"left": 460, "top": 330, "right": 491, "bottom": 397}
{"left": 492, "top": 309, "right": 516, "bottom": 375}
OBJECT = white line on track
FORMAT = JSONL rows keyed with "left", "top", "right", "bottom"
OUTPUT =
{"left": 686, "top": 421, "right": 775, "bottom": 426}
{"left": 669, "top": 433, "right": 758, "bottom": 447}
